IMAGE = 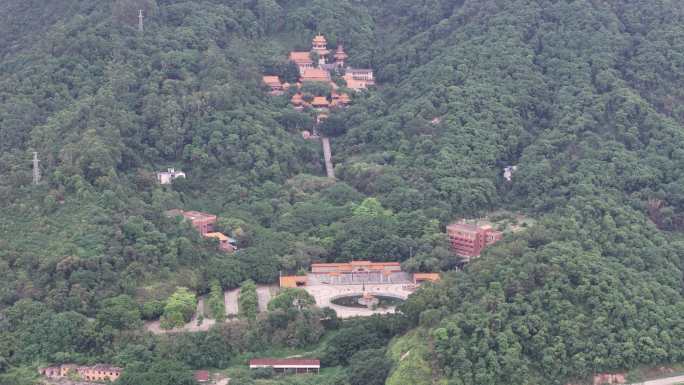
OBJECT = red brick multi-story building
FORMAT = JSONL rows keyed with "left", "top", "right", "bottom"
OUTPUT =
{"left": 447, "top": 222, "right": 503, "bottom": 258}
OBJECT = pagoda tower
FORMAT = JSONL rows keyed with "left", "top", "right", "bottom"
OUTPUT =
{"left": 334, "top": 44, "right": 348, "bottom": 67}
{"left": 311, "top": 34, "right": 330, "bottom": 65}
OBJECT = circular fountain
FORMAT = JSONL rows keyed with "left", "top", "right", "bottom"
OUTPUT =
{"left": 357, "top": 291, "right": 380, "bottom": 308}
{"left": 330, "top": 293, "right": 404, "bottom": 309}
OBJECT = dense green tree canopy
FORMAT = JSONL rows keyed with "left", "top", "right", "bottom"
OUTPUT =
{"left": 0, "top": 0, "right": 683, "bottom": 384}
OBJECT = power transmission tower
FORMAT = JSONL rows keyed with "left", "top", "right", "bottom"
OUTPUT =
{"left": 138, "top": 9, "right": 144, "bottom": 32}
{"left": 32, "top": 152, "right": 41, "bottom": 185}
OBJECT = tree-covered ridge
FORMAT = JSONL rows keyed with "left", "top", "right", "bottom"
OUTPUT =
{"left": 0, "top": 0, "right": 682, "bottom": 384}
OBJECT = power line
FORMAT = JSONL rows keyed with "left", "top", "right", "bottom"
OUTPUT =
{"left": 138, "top": 9, "right": 144, "bottom": 33}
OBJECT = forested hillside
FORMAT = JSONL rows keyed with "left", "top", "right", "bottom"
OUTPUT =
{"left": 0, "top": 0, "right": 683, "bottom": 385}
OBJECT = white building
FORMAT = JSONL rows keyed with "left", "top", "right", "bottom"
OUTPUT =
{"left": 503, "top": 165, "right": 518, "bottom": 182}
{"left": 157, "top": 168, "right": 186, "bottom": 185}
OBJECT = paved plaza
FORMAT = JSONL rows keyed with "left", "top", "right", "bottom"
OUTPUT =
{"left": 303, "top": 282, "right": 416, "bottom": 318}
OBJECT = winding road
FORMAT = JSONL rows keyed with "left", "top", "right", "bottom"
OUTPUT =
{"left": 631, "top": 375, "right": 684, "bottom": 385}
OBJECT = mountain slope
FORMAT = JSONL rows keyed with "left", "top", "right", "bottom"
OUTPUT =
{"left": 0, "top": 1, "right": 683, "bottom": 385}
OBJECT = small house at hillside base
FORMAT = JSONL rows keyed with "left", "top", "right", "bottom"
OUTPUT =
{"left": 40, "top": 364, "right": 122, "bottom": 382}
{"left": 249, "top": 358, "right": 320, "bottom": 374}
{"left": 194, "top": 370, "right": 210, "bottom": 383}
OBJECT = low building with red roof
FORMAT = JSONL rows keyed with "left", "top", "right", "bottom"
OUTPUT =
{"left": 165, "top": 210, "right": 217, "bottom": 235}
{"left": 204, "top": 232, "right": 236, "bottom": 253}
{"left": 249, "top": 358, "right": 320, "bottom": 374}
{"left": 311, "top": 96, "right": 330, "bottom": 108}
{"left": 289, "top": 51, "right": 314, "bottom": 72}
{"left": 262, "top": 75, "right": 283, "bottom": 94}
{"left": 343, "top": 72, "right": 374, "bottom": 91}
{"left": 194, "top": 370, "right": 210, "bottom": 383}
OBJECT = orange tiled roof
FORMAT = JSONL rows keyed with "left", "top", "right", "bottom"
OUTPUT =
{"left": 204, "top": 232, "right": 229, "bottom": 241}
{"left": 312, "top": 34, "right": 327, "bottom": 44}
{"left": 280, "top": 275, "right": 307, "bottom": 288}
{"left": 301, "top": 68, "right": 331, "bottom": 82}
{"left": 262, "top": 75, "right": 281, "bottom": 85}
{"left": 291, "top": 93, "right": 303, "bottom": 105}
{"left": 413, "top": 273, "right": 441, "bottom": 282}
{"left": 311, "top": 261, "right": 401, "bottom": 272}
{"left": 181, "top": 210, "right": 217, "bottom": 221}
{"left": 312, "top": 96, "right": 329, "bottom": 107}
{"left": 289, "top": 51, "right": 313, "bottom": 64}
{"left": 343, "top": 73, "right": 373, "bottom": 90}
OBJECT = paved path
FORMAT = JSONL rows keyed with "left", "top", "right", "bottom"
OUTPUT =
{"left": 144, "top": 296, "right": 215, "bottom": 334}
{"left": 224, "top": 288, "right": 240, "bottom": 316}
{"left": 256, "top": 285, "right": 277, "bottom": 312}
{"left": 631, "top": 375, "right": 684, "bottom": 385}
{"left": 322, "top": 137, "right": 335, "bottom": 179}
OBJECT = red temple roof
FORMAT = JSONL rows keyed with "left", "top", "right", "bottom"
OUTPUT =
{"left": 300, "top": 68, "right": 331, "bottom": 82}
{"left": 311, "top": 96, "right": 329, "bottom": 107}
{"left": 262, "top": 75, "right": 281, "bottom": 86}
{"left": 289, "top": 51, "right": 313, "bottom": 65}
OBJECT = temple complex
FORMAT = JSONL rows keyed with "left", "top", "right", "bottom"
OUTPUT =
{"left": 261, "top": 34, "right": 374, "bottom": 178}
{"left": 279, "top": 261, "right": 439, "bottom": 318}
{"left": 281, "top": 261, "right": 439, "bottom": 287}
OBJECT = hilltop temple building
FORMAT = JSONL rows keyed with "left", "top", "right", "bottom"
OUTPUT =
{"left": 262, "top": 34, "right": 374, "bottom": 112}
